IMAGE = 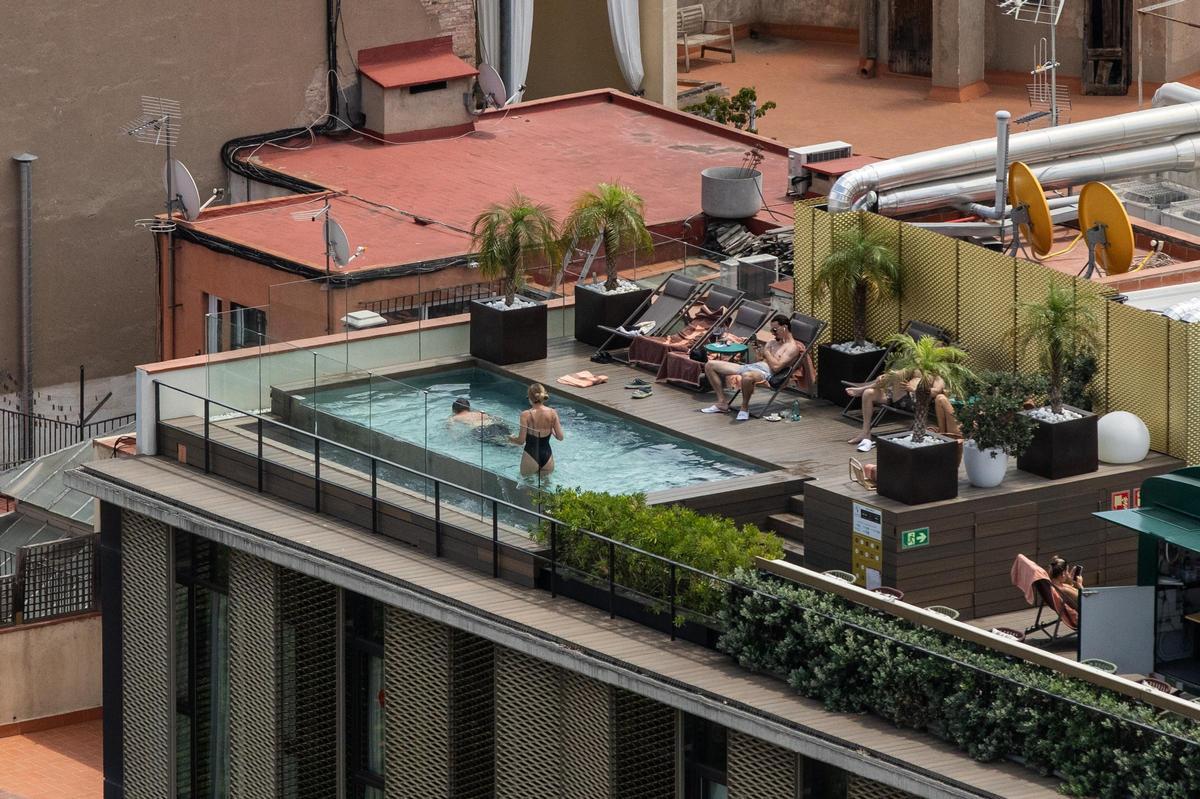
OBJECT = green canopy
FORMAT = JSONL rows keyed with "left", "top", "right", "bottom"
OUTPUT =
{"left": 1095, "top": 466, "right": 1200, "bottom": 551}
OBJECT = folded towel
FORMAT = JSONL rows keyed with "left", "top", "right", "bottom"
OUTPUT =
{"left": 557, "top": 370, "right": 608, "bottom": 388}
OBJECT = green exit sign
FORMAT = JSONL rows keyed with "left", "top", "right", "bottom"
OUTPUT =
{"left": 901, "top": 527, "right": 930, "bottom": 550}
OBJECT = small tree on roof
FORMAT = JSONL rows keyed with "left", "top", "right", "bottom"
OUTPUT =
{"left": 470, "top": 193, "right": 562, "bottom": 307}
{"left": 560, "top": 182, "right": 654, "bottom": 293}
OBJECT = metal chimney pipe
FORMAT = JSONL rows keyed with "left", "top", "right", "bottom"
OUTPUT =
{"left": 13, "top": 153, "right": 36, "bottom": 460}
{"left": 970, "top": 111, "right": 1012, "bottom": 220}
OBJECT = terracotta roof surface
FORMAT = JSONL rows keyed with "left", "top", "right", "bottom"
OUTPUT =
{"left": 207, "top": 91, "right": 792, "bottom": 273}
{"left": 358, "top": 36, "right": 477, "bottom": 89}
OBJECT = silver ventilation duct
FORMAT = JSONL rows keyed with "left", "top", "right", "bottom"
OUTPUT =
{"left": 828, "top": 87, "right": 1200, "bottom": 213}
{"left": 1153, "top": 83, "right": 1200, "bottom": 108}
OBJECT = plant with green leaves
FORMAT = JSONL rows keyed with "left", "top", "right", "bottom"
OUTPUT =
{"left": 959, "top": 390, "right": 1035, "bottom": 459}
{"left": 469, "top": 193, "right": 562, "bottom": 307}
{"left": 813, "top": 228, "right": 901, "bottom": 347}
{"left": 684, "top": 87, "right": 777, "bottom": 130}
{"left": 560, "top": 183, "right": 654, "bottom": 293}
{"left": 883, "top": 334, "right": 973, "bottom": 442}
{"left": 1015, "top": 281, "right": 1101, "bottom": 414}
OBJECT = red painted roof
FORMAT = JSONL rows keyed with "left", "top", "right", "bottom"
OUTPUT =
{"left": 199, "top": 90, "right": 793, "bottom": 275}
{"left": 358, "top": 36, "right": 477, "bottom": 89}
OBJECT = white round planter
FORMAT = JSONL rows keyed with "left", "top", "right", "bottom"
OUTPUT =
{"left": 963, "top": 440, "right": 1008, "bottom": 488}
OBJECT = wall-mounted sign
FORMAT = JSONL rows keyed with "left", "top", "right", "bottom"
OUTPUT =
{"left": 851, "top": 502, "right": 883, "bottom": 590}
{"left": 1110, "top": 489, "right": 1132, "bottom": 511}
{"left": 900, "top": 527, "right": 930, "bottom": 550}
{"left": 852, "top": 502, "right": 882, "bottom": 540}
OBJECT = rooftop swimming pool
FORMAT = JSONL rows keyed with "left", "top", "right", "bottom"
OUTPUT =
{"left": 295, "top": 367, "right": 765, "bottom": 495}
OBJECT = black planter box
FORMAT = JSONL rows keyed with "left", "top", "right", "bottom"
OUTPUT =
{"left": 535, "top": 566, "right": 723, "bottom": 648}
{"left": 470, "top": 297, "right": 547, "bottom": 365}
{"left": 1017, "top": 405, "right": 1099, "bottom": 479}
{"left": 876, "top": 432, "right": 959, "bottom": 505}
{"left": 574, "top": 284, "right": 652, "bottom": 348}
{"left": 817, "top": 343, "right": 885, "bottom": 405}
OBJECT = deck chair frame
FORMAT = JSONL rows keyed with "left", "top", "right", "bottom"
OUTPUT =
{"left": 1023, "top": 580, "right": 1078, "bottom": 645}
{"left": 627, "top": 283, "right": 745, "bottom": 370}
{"left": 665, "top": 300, "right": 774, "bottom": 392}
{"left": 593, "top": 273, "right": 702, "bottom": 357}
{"left": 840, "top": 320, "right": 954, "bottom": 427}
{"left": 727, "top": 312, "right": 827, "bottom": 417}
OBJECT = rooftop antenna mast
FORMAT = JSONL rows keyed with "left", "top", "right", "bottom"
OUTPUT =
{"left": 999, "top": 0, "right": 1065, "bottom": 126}
{"left": 123, "top": 97, "right": 183, "bottom": 232}
{"left": 292, "top": 199, "right": 365, "bottom": 335}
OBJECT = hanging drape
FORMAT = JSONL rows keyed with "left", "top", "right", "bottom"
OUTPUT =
{"left": 607, "top": 0, "right": 645, "bottom": 95}
{"left": 507, "top": 0, "right": 535, "bottom": 103}
{"left": 477, "top": 0, "right": 501, "bottom": 68}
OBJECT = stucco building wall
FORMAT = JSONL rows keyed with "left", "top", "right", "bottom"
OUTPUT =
{"left": 0, "top": 615, "right": 101, "bottom": 725}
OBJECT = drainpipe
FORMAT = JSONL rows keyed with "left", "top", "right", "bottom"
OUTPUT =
{"left": 859, "top": 0, "right": 879, "bottom": 78}
{"left": 13, "top": 153, "right": 36, "bottom": 461}
{"left": 968, "top": 111, "right": 1011, "bottom": 221}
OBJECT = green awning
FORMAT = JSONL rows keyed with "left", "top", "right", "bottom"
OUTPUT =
{"left": 1095, "top": 466, "right": 1200, "bottom": 550}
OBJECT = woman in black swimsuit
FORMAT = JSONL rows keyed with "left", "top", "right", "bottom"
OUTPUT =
{"left": 509, "top": 383, "right": 564, "bottom": 476}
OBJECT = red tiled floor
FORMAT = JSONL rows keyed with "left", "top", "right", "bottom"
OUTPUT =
{"left": 0, "top": 720, "right": 102, "bottom": 799}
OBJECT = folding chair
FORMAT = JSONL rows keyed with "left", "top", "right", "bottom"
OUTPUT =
{"left": 660, "top": 300, "right": 773, "bottom": 391}
{"left": 840, "top": 320, "right": 954, "bottom": 427}
{"left": 625, "top": 283, "right": 745, "bottom": 371}
{"left": 593, "top": 273, "right": 701, "bottom": 359}
{"left": 727, "top": 312, "right": 827, "bottom": 417}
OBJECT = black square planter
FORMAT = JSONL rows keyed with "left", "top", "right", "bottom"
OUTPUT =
{"left": 1016, "top": 405, "right": 1099, "bottom": 479}
{"left": 469, "top": 297, "right": 547, "bottom": 365}
{"left": 876, "top": 432, "right": 959, "bottom": 505}
{"left": 817, "top": 343, "right": 885, "bottom": 405}
{"left": 574, "top": 283, "right": 652, "bottom": 348}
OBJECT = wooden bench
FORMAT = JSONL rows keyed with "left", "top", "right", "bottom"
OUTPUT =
{"left": 677, "top": 4, "right": 735, "bottom": 73}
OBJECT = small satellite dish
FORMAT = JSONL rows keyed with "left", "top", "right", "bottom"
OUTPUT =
{"left": 1007, "top": 161, "right": 1053, "bottom": 257}
{"left": 478, "top": 63, "right": 508, "bottom": 109}
{"left": 326, "top": 215, "right": 352, "bottom": 267}
{"left": 1079, "top": 182, "right": 1134, "bottom": 276}
{"left": 163, "top": 158, "right": 202, "bottom": 221}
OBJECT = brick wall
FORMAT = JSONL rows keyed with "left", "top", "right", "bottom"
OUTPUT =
{"left": 423, "top": 0, "right": 477, "bottom": 63}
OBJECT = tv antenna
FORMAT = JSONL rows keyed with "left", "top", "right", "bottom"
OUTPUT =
{"left": 123, "top": 97, "right": 184, "bottom": 232}
{"left": 291, "top": 199, "right": 365, "bottom": 333}
{"left": 468, "top": 63, "right": 524, "bottom": 113}
{"left": 997, "top": 0, "right": 1065, "bottom": 126}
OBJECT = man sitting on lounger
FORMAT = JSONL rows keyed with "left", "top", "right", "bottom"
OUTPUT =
{"left": 701, "top": 314, "right": 800, "bottom": 421}
{"left": 844, "top": 373, "right": 960, "bottom": 450}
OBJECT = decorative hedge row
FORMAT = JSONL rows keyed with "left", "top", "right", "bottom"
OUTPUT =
{"left": 718, "top": 569, "right": 1200, "bottom": 798}
{"left": 536, "top": 489, "right": 783, "bottom": 619}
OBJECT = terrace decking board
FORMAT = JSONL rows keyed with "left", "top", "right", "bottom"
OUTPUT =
{"left": 80, "top": 456, "right": 1064, "bottom": 798}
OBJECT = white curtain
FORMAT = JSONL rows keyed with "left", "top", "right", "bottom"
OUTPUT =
{"left": 607, "top": 0, "right": 645, "bottom": 95}
{"left": 477, "top": 0, "right": 501, "bottom": 68}
{"left": 507, "top": 0, "right": 535, "bottom": 103}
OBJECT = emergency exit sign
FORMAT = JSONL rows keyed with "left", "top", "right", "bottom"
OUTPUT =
{"left": 901, "top": 527, "right": 930, "bottom": 550}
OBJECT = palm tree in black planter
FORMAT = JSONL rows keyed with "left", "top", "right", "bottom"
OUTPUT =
{"left": 1015, "top": 281, "right": 1102, "bottom": 479}
{"left": 469, "top": 193, "right": 561, "bottom": 365}
{"left": 812, "top": 227, "right": 901, "bottom": 403}
{"left": 875, "top": 335, "right": 973, "bottom": 505}
{"left": 560, "top": 183, "right": 655, "bottom": 348}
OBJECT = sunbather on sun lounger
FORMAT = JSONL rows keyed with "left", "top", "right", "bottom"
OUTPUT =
{"left": 700, "top": 314, "right": 799, "bottom": 421}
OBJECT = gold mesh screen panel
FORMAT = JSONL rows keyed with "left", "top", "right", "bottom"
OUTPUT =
{"left": 449, "top": 629, "right": 495, "bottom": 799}
{"left": 1107, "top": 301, "right": 1170, "bottom": 452}
{"left": 560, "top": 673, "right": 614, "bottom": 798}
{"left": 727, "top": 730, "right": 798, "bottom": 799}
{"left": 1075, "top": 277, "right": 1113, "bottom": 414}
{"left": 228, "top": 551, "right": 279, "bottom": 798}
{"left": 793, "top": 206, "right": 816, "bottom": 316}
{"left": 862, "top": 213, "right": 903, "bottom": 344}
{"left": 898, "top": 224, "right": 957, "bottom": 343}
{"left": 810, "top": 210, "right": 834, "bottom": 350}
{"left": 828, "top": 212, "right": 863, "bottom": 343}
{"left": 847, "top": 774, "right": 919, "bottom": 799}
{"left": 613, "top": 689, "right": 676, "bottom": 798}
{"left": 1168, "top": 320, "right": 1190, "bottom": 460}
{"left": 494, "top": 648, "right": 564, "bottom": 798}
{"left": 385, "top": 606, "right": 451, "bottom": 798}
{"left": 1015, "top": 259, "right": 1076, "bottom": 376}
{"left": 121, "top": 510, "right": 173, "bottom": 799}
{"left": 1189, "top": 327, "right": 1200, "bottom": 465}
{"left": 956, "top": 242, "right": 1017, "bottom": 372}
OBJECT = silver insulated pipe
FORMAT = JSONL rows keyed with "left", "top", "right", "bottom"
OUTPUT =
{"left": 1153, "top": 82, "right": 1200, "bottom": 108}
{"left": 828, "top": 90, "right": 1200, "bottom": 213}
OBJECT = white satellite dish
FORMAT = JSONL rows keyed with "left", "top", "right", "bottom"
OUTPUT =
{"left": 478, "top": 63, "right": 508, "bottom": 109}
{"left": 326, "top": 215, "right": 352, "bottom": 266}
{"left": 163, "top": 158, "right": 202, "bottom": 221}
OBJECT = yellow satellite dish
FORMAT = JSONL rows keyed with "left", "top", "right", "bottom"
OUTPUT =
{"left": 1007, "top": 161, "right": 1053, "bottom": 257}
{"left": 1078, "top": 181, "right": 1135, "bottom": 276}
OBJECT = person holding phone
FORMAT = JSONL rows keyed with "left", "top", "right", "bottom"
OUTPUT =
{"left": 1048, "top": 555, "right": 1083, "bottom": 609}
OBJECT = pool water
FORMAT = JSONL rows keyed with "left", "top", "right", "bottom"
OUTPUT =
{"left": 303, "top": 367, "right": 764, "bottom": 494}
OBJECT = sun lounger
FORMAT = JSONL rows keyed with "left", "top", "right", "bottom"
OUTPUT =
{"left": 726, "top": 312, "right": 827, "bottom": 417}
{"left": 625, "top": 283, "right": 744, "bottom": 370}
{"left": 1011, "top": 554, "right": 1078, "bottom": 643}
{"left": 657, "top": 300, "right": 773, "bottom": 390}
{"left": 840, "top": 319, "right": 954, "bottom": 426}
{"left": 593, "top": 273, "right": 702, "bottom": 360}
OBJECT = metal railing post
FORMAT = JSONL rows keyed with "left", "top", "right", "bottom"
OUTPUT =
{"left": 202, "top": 398, "right": 210, "bottom": 474}
{"left": 256, "top": 417, "right": 264, "bottom": 493}
{"left": 492, "top": 501, "right": 499, "bottom": 578}
{"left": 154, "top": 380, "right": 161, "bottom": 428}
{"left": 434, "top": 481, "right": 442, "bottom": 557}
{"left": 608, "top": 540, "right": 616, "bottom": 619}
{"left": 550, "top": 522, "right": 558, "bottom": 598}
{"left": 313, "top": 438, "right": 321, "bottom": 512}
{"left": 669, "top": 562, "right": 677, "bottom": 641}
{"left": 371, "top": 459, "right": 379, "bottom": 534}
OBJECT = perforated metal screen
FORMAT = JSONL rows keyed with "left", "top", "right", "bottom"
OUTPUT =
{"left": 727, "top": 730, "right": 798, "bottom": 799}
{"left": 847, "top": 774, "right": 919, "bottom": 799}
{"left": 614, "top": 690, "right": 676, "bottom": 799}
{"left": 228, "top": 550, "right": 279, "bottom": 798}
{"left": 449, "top": 629, "right": 495, "bottom": 798}
{"left": 384, "top": 606, "right": 451, "bottom": 797}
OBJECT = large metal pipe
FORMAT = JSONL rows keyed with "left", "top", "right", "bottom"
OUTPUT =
{"left": 1152, "top": 82, "right": 1200, "bottom": 108}
{"left": 13, "top": 153, "right": 36, "bottom": 460}
{"left": 828, "top": 95, "right": 1200, "bottom": 211}
{"left": 876, "top": 133, "right": 1200, "bottom": 215}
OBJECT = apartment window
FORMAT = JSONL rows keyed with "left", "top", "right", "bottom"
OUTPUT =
{"left": 230, "top": 303, "right": 267, "bottom": 350}
{"left": 345, "top": 592, "right": 385, "bottom": 798}
{"left": 174, "top": 531, "right": 230, "bottom": 799}
{"left": 683, "top": 713, "right": 728, "bottom": 799}
{"left": 204, "top": 294, "right": 223, "bottom": 355}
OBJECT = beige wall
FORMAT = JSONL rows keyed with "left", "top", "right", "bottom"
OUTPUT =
{"left": 365, "top": 76, "right": 475, "bottom": 136}
{"left": 0, "top": 615, "right": 101, "bottom": 725}
{"left": 697, "top": 0, "right": 857, "bottom": 29}
{"left": 0, "top": 0, "right": 474, "bottom": 388}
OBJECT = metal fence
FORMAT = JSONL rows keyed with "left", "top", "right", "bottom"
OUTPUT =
{"left": 0, "top": 534, "right": 98, "bottom": 626}
{"left": 0, "top": 408, "right": 136, "bottom": 471}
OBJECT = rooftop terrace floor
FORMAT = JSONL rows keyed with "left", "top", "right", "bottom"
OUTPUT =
{"left": 0, "top": 719, "right": 101, "bottom": 799}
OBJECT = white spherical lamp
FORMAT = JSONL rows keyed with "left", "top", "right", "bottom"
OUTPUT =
{"left": 1097, "top": 411, "right": 1150, "bottom": 464}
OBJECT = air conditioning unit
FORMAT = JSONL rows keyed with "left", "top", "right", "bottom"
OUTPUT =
{"left": 788, "top": 141, "right": 853, "bottom": 196}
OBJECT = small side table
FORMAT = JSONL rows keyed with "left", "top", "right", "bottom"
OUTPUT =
{"left": 705, "top": 342, "right": 749, "bottom": 360}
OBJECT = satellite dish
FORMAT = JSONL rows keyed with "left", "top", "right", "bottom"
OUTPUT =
{"left": 163, "top": 158, "right": 202, "bottom": 221}
{"left": 326, "top": 215, "right": 352, "bottom": 266}
{"left": 478, "top": 63, "right": 508, "bottom": 109}
{"left": 1007, "top": 161, "right": 1053, "bottom": 257}
{"left": 1079, "top": 182, "right": 1134, "bottom": 276}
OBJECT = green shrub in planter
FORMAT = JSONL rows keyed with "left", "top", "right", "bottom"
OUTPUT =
{"left": 537, "top": 489, "right": 783, "bottom": 620}
{"left": 718, "top": 568, "right": 1200, "bottom": 797}
{"left": 959, "top": 375, "right": 1039, "bottom": 457}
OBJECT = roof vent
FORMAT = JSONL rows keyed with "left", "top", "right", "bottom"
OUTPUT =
{"left": 357, "top": 37, "right": 477, "bottom": 142}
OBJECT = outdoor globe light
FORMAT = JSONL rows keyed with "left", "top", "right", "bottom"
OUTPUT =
{"left": 1097, "top": 411, "right": 1150, "bottom": 464}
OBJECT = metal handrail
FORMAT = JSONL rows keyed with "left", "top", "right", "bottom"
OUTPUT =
{"left": 153, "top": 380, "right": 1200, "bottom": 739}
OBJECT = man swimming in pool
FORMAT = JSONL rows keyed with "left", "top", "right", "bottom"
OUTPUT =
{"left": 448, "top": 398, "right": 512, "bottom": 444}
{"left": 700, "top": 314, "right": 801, "bottom": 421}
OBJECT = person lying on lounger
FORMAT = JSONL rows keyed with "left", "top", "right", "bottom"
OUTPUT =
{"left": 448, "top": 398, "right": 512, "bottom": 444}
{"left": 844, "top": 372, "right": 960, "bottom": 450}
{"left": 700, "top": 314, "right": 800, "bottom": 421}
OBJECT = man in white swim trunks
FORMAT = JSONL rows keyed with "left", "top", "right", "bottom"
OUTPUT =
{"left": 700, "top": 314, "right": 801, "bottom": 421}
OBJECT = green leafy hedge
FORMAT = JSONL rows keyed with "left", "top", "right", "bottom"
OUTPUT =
{"left": 536, "top": 489, "right": 783, "bottom": 620}
{"left": 718, "top": 569, "right": 1200, "bottom": 798}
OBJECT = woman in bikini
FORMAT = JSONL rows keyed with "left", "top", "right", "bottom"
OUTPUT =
{"left": 510, "top": 383, "right": 564, "bottom": 476}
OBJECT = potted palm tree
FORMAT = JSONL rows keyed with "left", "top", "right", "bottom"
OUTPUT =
{"left": 812, "top": 228, "right": 901, "bottom": 404}
{"left": 875, "top": 335, "right": 974, "bottom": 505}
{"left": 959, "top": 372, "right": 1041, "bottom": 488}
{"left": 560, "top": 183, "right": 655, "bottom": 348}
{"left": 469, "top": 193, "right": 561, "bottom": 365}
{"left": 1015, "top": 282, "right": 1102, "bottom": 479}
